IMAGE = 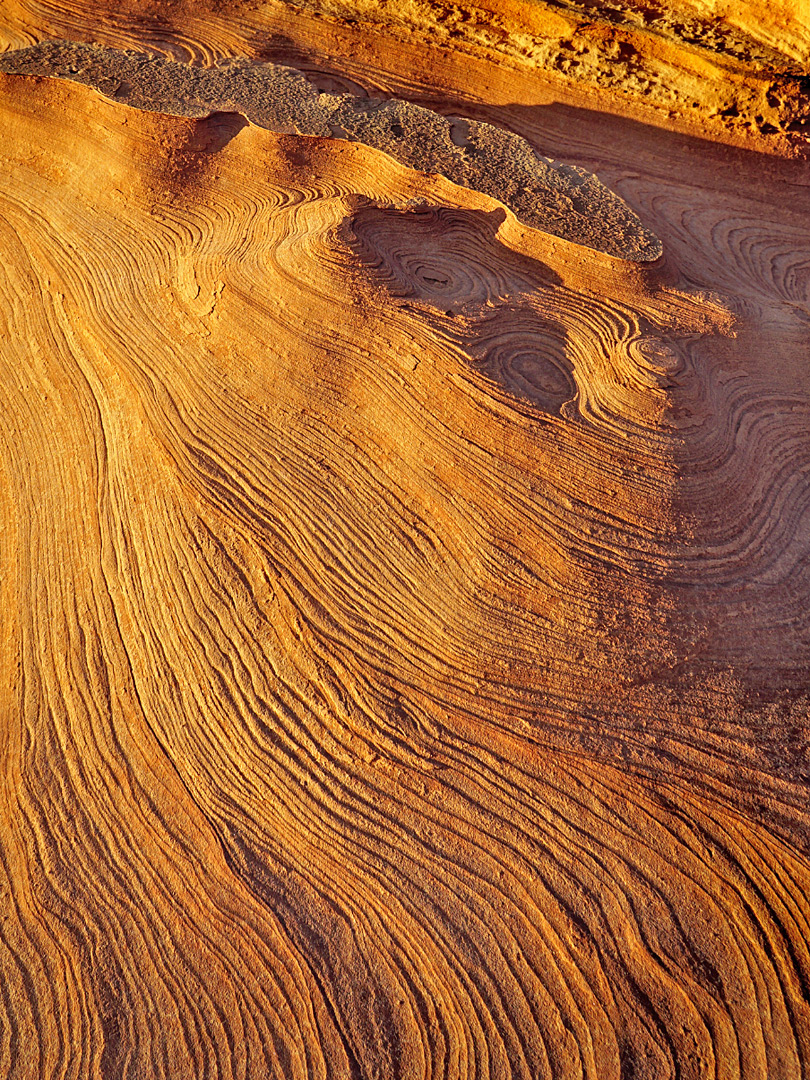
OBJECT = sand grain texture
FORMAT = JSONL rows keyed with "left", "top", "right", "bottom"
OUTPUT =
{"left": 0, "top": 41, "right": 663, "bottom": 261}
{"left": 1, "top": 14, "right": 810, "bottom": 1080}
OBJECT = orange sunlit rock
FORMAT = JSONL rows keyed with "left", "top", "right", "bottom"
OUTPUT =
{"left": 1, "top": 4, "right": 809, "bottom": 1078}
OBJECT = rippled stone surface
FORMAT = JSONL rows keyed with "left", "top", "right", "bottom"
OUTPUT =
{"left": 1, "top": 13, "right": 809, "bottom": 1080}
{"left": 0, "top": 40, "right": 663, "bottom": 261}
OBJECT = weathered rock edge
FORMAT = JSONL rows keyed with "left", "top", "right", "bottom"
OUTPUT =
{"left": 0, "top": 40, "right": 663, "bottom": 262}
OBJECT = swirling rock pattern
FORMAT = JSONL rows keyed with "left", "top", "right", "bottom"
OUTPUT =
{"left": 342, "top": 203, "right": 576, "bottom": 414}
{"left": 2, "top": 0, "right": 809, "bottom": 146}
{"left": 0, "top": 41, "right": 662, "bottom": 261}
{"left": 1, "top": 28, "right": 809, "bottom": 1080}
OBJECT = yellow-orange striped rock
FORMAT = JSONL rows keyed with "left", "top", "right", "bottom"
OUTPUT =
{"left": 1, "top": 14, "right": 809, "bottom": 1080}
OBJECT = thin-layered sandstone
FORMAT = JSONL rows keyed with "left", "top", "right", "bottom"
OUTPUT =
{"left": 1, "top": 7, "right": 809, "bottom": 1080}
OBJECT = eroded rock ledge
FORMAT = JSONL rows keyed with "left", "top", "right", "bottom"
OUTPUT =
{"left": 280, "top": 0, "right": 810, "bottom": 147}
{"left": 0, "top": 40, "right": 663, "bottom": 262}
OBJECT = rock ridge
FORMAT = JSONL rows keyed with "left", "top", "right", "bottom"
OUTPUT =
{"left": 0, "top": 39, "right": 663, "bottom": 261}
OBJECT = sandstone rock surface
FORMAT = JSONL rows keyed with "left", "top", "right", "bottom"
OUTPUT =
{"left": 1, "top": 4, "right": 809, "bottom": 1079}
